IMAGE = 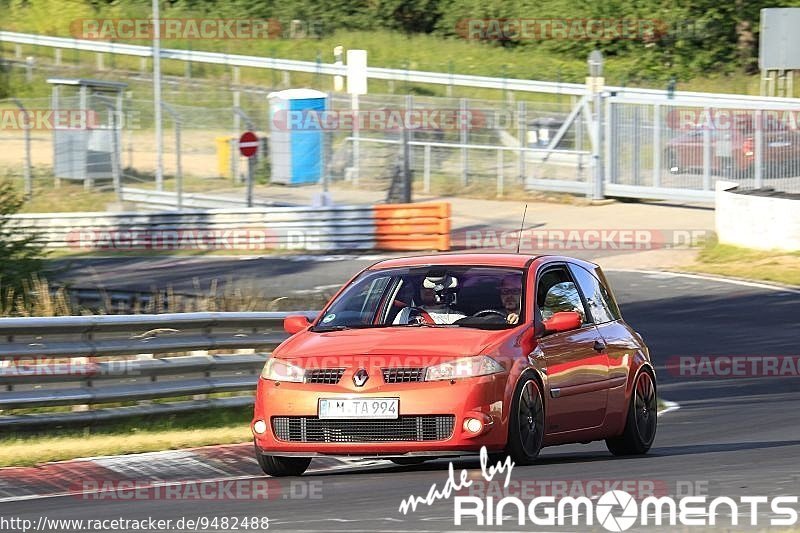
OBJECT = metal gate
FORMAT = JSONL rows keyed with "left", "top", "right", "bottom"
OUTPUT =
{"left": 604, "top": 95, "right": 800, "bottom": 202}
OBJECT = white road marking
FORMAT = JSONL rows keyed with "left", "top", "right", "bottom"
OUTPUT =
{"left": 608, "top": 269, "right": 800, "bottom": 294}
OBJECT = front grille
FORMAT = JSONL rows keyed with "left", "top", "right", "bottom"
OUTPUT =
{"left": 272, "top": 415, "right": 455, "bottom": 443}
{"left": 304, "top": 368, "right": 345, "bottom": 384}
{"left": 382, "top": 367, "right": 425, "bottom": 383}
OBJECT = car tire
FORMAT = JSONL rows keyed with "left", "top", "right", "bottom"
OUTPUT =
{"left": 606, "top": 369, "right": 657, "bottom": 456}
{"left": 390, "top": 458, "right": 428, "bottom": 465}
{"left": 255, "top": 445, "right": 311, "bottom": 476}
{"left": 504, "top": 372, "right": 545, "bottom": 465}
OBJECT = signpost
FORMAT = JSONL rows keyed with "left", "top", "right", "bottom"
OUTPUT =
{"left": 239, "top": 131, "right": 259, "bottom": 207}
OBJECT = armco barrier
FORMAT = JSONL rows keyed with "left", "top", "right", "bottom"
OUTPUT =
{"left": 9, "top": 202, "right": 452, "bottom": 252}
{"left": 9, "top": 206, "right": 376, "bottom": 251}
{"left": 0, "top": 311, "right": 315, "bottom": 427}
{"left": 374, "top": 202, "right": 451, "bottom": 251}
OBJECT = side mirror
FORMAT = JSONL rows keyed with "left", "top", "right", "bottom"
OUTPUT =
{"left": 284, "top": 315, "right": 311, "bottom": 334}
{"left": 542, "top": 311, "right": 582, "bottom": 333}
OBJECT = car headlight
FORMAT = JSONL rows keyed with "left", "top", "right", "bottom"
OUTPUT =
{"left": 424, "top": 355, "right": 504, "bottom": 381}
{"left": 261, "top": 358, "right": 305, "bottom": 383}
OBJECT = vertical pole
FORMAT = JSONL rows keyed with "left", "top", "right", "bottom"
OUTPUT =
{"left": 13, "top": 100, "right": 32, "bottom": 198}
{"left": 54, "top": 48, "right": 62, "bottom": 66}
{"left": 754, "top": 109, "right": 763, "bottom": 189}
{"left": 605, "top": 96, "right": 615, "bottom": 184}
{"left": 52, "top": 85, "right": 60, "bottom": 188}
{"left": 25, "top": 56, "right": 34, "bottom": 83}
{"left": 497, "top": 149, "right": 504, "bottom": 197}
{"left": 517, "top": 101, "right": 526, "bottom": 182}
{"left": 702, "top": 106, "right": 711, "bottom": 190}
{"left": 247, "top": 156, "right": 255, "bottom": 207}
{"left": 233, "top": 91, "right": 240, "bottom": 183}
{"left": 652, "top": 103, "right": 662, "bottom": 188}
{"left": 592, "top": 91, "right": 604, "bottom": 200}
{"left": 632, "top": 105, "right": 641, "bottom": 186}
{"left": 116, "top": 91, "right": 124, "bottom": 202}
{"left": 460, "top": 98, "right": 468, "bottom": 186}
{"left": 80, "top": 86, "right": 93, "bottom": 190}
{"left": 423, "top": 143, "right": 431, "bottom": 194}
{"left": 352, "top": 93, "right": 360, "bottom": 186}
{"left": 402, "top": 123, "right": 411, "bottom": 204}
{"left": 406, "top": 94, "right": 414, "bottom": 171}
{"left": 175, "top": 118, "right": 182, "bottom": 209}
{"left": 153, "top": 0, "right": 164, "bottom": 191}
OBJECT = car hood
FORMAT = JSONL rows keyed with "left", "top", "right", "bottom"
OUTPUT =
{"left": 274, "top": 326, "right": 514, "bottom": 362}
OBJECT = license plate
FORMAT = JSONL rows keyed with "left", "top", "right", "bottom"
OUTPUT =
{"left": 319, "top": 398, "right": 399, "bottom": 419}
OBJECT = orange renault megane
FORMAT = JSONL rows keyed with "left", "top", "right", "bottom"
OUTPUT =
{"left": 252, "top": 254, "right": 657, "bottom": 476}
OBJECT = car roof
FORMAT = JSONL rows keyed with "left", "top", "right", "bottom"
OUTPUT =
{"left": 369, "top": 253, "right": 538, "bottom": 270}
{"left": 369, "top": 253, "right": 602, "bottom": 273}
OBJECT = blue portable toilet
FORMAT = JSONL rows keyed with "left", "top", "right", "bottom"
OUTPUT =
{"left": 268, "top": 88, "right": 327, "bottom": 185}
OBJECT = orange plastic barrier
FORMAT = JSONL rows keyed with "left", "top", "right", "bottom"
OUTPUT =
{"left": 373, "top": 202, "right": 451, "bottom": 251}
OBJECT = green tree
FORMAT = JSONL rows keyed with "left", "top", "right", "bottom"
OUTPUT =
{"left": 0, "top": 180, "right": 46, "bottom": 307}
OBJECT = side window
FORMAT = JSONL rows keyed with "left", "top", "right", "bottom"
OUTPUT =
{"left": 569, "top": 265, "right": 618, "bottom": 323}
{"left": 536, "top": 267, "right": 587, "bottom": 324}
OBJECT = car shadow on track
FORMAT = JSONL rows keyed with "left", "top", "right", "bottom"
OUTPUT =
{"left": 303, "top": 438, "right": 800, "bottom": 478}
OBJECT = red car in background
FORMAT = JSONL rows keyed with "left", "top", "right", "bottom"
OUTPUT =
{"left": 665, "top": 113, "right": 800, "bottom": 178}
{"left": 252, "top": 254, "right": 657, "bottom": 476}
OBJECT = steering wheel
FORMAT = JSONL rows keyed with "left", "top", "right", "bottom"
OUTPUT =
{"left": 472, "top": 309, "right": 507, "bottom": 319}
{"left": 396, "top": 306, "right": 435, "bottom": 325}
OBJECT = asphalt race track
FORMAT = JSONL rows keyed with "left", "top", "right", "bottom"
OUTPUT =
{"left": 2, "top": 269, "right": 800, "bottom": 532}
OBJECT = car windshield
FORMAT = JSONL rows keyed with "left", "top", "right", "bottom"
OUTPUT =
{"left": 312, "top": 266, "right": 525, "bottom": 331}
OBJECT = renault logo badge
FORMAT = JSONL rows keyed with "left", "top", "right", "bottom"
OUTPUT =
{"left": 353, "top": 369, "right": 369, "bottom": 387}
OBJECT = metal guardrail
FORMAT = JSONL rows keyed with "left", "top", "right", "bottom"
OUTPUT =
{"left": 4, "top": 30, "right": 800, "bottom": 104}
{"left": 0, "top": 311, "right": 315, "bottom": 428}
{"left": 120, "top": 187, "right": 297, "bottom": 210}
{"left": 8, "top": 205, "right": 377, "bottom": 250}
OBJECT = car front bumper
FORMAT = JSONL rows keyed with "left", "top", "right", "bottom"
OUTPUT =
{"left": 252, "top": 373, "right": 508, "bottom": 456}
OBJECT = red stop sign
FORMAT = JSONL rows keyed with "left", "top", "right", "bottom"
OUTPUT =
{"left": 239, "top": 131, "right": 259, "bottom": 158}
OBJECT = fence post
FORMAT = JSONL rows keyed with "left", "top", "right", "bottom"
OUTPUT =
{"left": 402, "top": 122, "right": 412, "bottom": 204}
{"left": 25, "top": 56, "right": 34, "bottom": 83}
{"left": 702, "top": 106, "right": 712, "bottom": 190}
{"left": 591, "top": 91, "right": 605, "bottom": 200}
{"left": 497, "top": 149, "right": 504, "bottom": 197}
{"left": 517, "top": 101, "right": 526, "bottom": 182}
{"left": 233, "top": 91, "right": 241, "bottom": 183}
{"left": 12, "top": 99, "right": 32, "bottom": 199}
{"left": 162, "top": 103, "right": 182, "bottom": 208}
{"left": 423, "top": 143, "right": 431, "bottom": 194}
{"left": 754, "top": 109, "right": 763, "bottom": 189}
{"left": 406, "top": 94, "right": 414, "bottom": 172}
{"left": 460, "top": 98, "right": 468, "bottom": 186}
{"left": 605, "top": 97, "right": 616, "bottom": 185}
{"left": 632, "top": 105, "right": 641, "bottom": 186}
{"left": 652, "top": 104, "right": 662, "bottom": 187}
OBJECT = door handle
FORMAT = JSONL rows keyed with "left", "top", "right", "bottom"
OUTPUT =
{"left": 593, "top": 339, "right": 606, "bottom": 352}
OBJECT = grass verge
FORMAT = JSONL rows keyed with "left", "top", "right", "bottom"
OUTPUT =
{"left": 686, "top": 241, "right": 800, "bottom": 287}
{"left": 0, "top": 405, "right": 253, "bottom": 467}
